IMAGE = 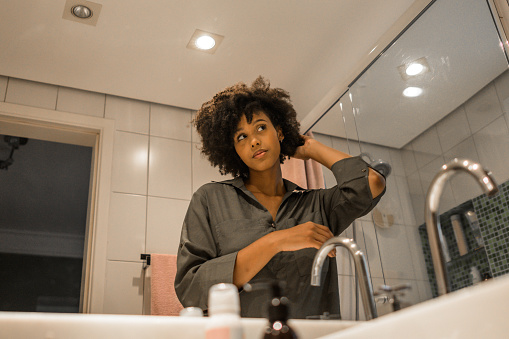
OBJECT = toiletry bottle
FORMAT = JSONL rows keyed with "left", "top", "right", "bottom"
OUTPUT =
{"left": 263, "top": 282, "right": 298, "bottom": 339}
{"left": 205, "top": 283, "right": 243, "bottom": 339}
{"left": 470, "top": 266, "right": 481, "bottom": 285}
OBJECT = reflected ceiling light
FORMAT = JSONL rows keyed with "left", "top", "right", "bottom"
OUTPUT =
{"left": 187, "top": 29, "right": 224, "bottom": 54}
{"left": 195, "top": 35, "right": 216, "bottom": 50}
{"left": 406, "top": 63, "right": 424, "bottom": 76}
{"left": 72, "top": 5, "right": 92, "bottom": 19}
{"left": 398, "top": 57, "right": 430, "bottom": 80}
{"left": 403, "top": 87, "right": 423, "bottom": 97}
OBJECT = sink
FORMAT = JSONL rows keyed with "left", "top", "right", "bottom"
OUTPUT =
{"left": 3, "top": 274, "right": 508, "bottom": 339}
{"left": 0, "top": 311, "right": 357, "bottom": 339}
{"left": 317, "top": 274, "right": 509, "bottom": 338}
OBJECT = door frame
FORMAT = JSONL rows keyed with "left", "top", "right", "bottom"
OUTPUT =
{"left": 0, "top": 101, "right": 114, "bottom": 313}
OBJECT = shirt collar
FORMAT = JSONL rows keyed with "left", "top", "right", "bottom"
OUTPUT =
{"left": 214, "top": 177, "right": 307, "bottom": 194}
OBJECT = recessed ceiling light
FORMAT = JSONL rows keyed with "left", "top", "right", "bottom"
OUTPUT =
{"left": 62, "top": 0, "right": 102, "bottom": 26}
{"left": 72, "top": 5, "right": 92, "bottom": 19}
{"left": 403, "top": 87, "right": 423, "bottom": 97}
{"left": 195, "top": 35, "right": 216, "bottom": 50}
{"left": 187, "top": 29, "right": 224, "bottom": 54}
{"left": 398, "top": 57, "right": 430, "bottom": 80}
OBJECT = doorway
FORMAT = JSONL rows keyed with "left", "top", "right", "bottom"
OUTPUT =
{"left": 0, "top": 101, "right": 115, "bottom": 313}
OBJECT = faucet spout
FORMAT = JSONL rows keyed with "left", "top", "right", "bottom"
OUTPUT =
{"left": 311, "top": 236, "right": 377, "bottom": 320}
{"left": 425, "top": 158, "right": 498, "bottom": 296}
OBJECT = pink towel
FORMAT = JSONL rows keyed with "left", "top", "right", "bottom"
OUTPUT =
{"left": 150, "top": 254, "right": 183, "bottom": 316}
{"left": 281, "top": 132, "right": 325, "bottom": 189}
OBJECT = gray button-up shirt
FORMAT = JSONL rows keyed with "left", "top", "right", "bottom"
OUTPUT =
{"left": 175, "top": 156, "right": 384, "bottom": 318}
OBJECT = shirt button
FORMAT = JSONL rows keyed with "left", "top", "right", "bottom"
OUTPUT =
{"left": 362, "top": 168, "right": 367, "bottom": 172}
{"left": 271, "top": 222, "right": 276, "bottom": 228}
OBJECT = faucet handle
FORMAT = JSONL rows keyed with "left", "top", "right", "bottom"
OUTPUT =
{"left": 376, "top": 283, "right": 411, "bottom": 293}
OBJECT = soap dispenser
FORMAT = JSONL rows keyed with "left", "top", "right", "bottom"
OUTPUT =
{"left": 244, "top": 281, "right": 298, "bottom": 339}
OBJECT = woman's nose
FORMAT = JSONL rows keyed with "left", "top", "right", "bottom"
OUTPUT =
{"left": 251, "top": 138, "right": 260, "bottom": 147}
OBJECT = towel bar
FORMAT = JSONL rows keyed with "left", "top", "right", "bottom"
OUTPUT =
{"left": 140, "top": 254, "right": 151, "bottom": 266}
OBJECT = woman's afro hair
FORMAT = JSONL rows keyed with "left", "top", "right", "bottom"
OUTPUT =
{"left": 193, "top": 76, "right": 303, "bottom": 178}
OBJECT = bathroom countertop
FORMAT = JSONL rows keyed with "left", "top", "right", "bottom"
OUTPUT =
{"left": 0, "top": 311, "right": 358, "bottom": 339}
{"left": 318, "top": 274, "right": 509, "bottom": 339}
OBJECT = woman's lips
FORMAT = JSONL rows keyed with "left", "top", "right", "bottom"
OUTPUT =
{"left": 252, "top": 149, "right": 267, "bottom": 158}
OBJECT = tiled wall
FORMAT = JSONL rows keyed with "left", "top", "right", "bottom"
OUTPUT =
{"left": 0, "top": 75, "right": 230, "bottom": 315}
{"left": 401, "top": 69, "right": 509, "bottom": 226}
{"left": 313, "top": 133, "right": 432, "bottom": 320}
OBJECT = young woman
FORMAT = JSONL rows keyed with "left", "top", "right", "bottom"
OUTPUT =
{"left": 175, "top": 77, "right": 385, "bottom": 318}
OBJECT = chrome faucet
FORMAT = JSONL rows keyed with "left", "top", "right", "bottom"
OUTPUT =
{"left": 425, "top": 158, "right": 498, "bottom": 296}
{"left": 311, "top": 236, "right": 378, "bottom": 320}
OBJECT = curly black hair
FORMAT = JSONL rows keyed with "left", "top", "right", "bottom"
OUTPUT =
{"left": 193, "top": 76, "right": 303, "bottom": 178}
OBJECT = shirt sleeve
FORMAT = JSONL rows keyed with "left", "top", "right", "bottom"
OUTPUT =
{"left": 174, "top": 188, "right": 238, "bottom": 312}
{"left": 321, "top": 156, "right": 385, "bottom": 235}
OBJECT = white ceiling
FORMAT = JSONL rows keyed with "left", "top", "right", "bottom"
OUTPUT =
{"left": 0, "top": 0, "right": 417, "bottom": 123}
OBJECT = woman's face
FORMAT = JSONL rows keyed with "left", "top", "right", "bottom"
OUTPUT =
{"left": 233, "top": 111, "right": 283, "bottom": 174}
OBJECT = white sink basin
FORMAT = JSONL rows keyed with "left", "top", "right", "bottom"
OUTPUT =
{"left": 318, "top": 274, "right": 509, "bottom": 339}
{"left": 0, "top": 311, "right": 357, "bottom": 339}
{"left": 3, "top": 274, "right": 508, "bottom": 339}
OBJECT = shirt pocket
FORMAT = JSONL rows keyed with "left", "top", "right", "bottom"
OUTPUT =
{"left": 214, "top": 218, "right": 271, "bottom": 255}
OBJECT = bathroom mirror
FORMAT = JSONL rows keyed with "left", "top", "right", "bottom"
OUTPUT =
{"left": 311, "top": 0, "right": 509, "bottom": 319}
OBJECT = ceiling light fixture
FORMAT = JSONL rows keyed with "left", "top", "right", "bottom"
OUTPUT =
{"left": 62, "top": 0, "right": 102, "bottom": 26}
{"left": 72, "top": 5, "right": 92, "bottom": 19}
{"left": 398, "top": 57, "right": 430, "bottom": 80}
{"left": 195, "top": 35, "right": 216, "bottom": 50}
{"left": 187, "top": 29, "right": 224, "bottom": 54}
{"left": 403, "top": 87, "right": 423, "bottom": 97}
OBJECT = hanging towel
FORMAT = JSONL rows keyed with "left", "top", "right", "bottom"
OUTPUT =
{"left": 150, "top": 253, "right": 183, "bottom": 316}
{"left": 281, "top": 132, "right": 325, "bottom": 189}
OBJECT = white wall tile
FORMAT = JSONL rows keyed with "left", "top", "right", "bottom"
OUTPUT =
{"left": 56, "top": 87, "right": 105, "bottom": 117}
{"left": 191, "top": 143, "right": 231, "bottom": 193}
{"left": 405, "top": 226, "right": 428, "bottom": 280}
{"left": 464, "top": 83, "right": 503, "bottom": 134}
{"left": 411, "top": 126, "right": 442, "bottom": 169}
{"left": 394, "top": 175, "right": 417, "bottom": 226}
{"left": 148, "top": 137, "right": 192, "bottom": 200}
{"left": 107, "top": 193, "right": 147, "bottom": 261}
{"left": 376, "top": 225, "right": 416, "bottom": 280}
{"left": 358, "top": 221, "right": 383, "bottom": 279}
{"left": 416, "top": 280, "right": 433, "bottom": 302}
{"left": 373, "top": 175, "right": 404, "bottom": 227}
{"left": 331, "top": 136, "right": 349, "bottom": 154}
{"left": 473, "top": 115, "right": 509, "bottom": 184}
{"left": 0, "top": 76, "right": 7, "bottom": 101}
{"left": 191, "top": 111, "right": 200, "bottom": 144}
{"left": 5, "top": 78, "right": 57, "bottom": 109}
{"left": 401, "top": 144, "right": 417, "bottom": 176}
{"left": 388, "top": 148, "right": 405, "bottom": 177}
{"left": 493, "top": 69, "right": 509, "bottom": 104}
{"left": 150, "top": 104, "right": 192, "bottom": 141}
{"left": 103, "top": 261, "right": 144, "bottom": 315}
{"left": 111, "top": 131, "right": 149, "bottom": 195}
{"left": 407, "top": 172, "right": 425, "bottom": 225}
{"left": 436, "top": 106, "right": 471, "bottom": 152}
{"left": 146, "top": 197, "right": 190, "bottom": 255}
{"left": 105, "top": 95, "right": 149, "bottom": 134}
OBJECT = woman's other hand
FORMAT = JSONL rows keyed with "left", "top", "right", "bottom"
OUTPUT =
{"left": 274, "top": 222, "right": 336, "bottom": 257}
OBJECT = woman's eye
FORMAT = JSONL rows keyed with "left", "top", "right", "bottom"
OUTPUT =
{"left": 257, "top": 124, "right": 266, "bottom": 132}
{"left": 237, "top": 134, "right": 246, "bottom": 142}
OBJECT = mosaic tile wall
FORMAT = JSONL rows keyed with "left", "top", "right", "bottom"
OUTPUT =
{"left": 419, "top": 180, "right": 509, "bottom": 297}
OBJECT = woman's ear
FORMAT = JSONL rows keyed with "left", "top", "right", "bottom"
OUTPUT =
{"left": 277, "top": 128, "right": 284, "bottom": 142}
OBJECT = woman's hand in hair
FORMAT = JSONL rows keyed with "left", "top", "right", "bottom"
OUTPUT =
{"left": 292, "top": 135, "right": 315, "bottom": 161}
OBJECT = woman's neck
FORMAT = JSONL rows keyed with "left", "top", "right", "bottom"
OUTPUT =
{"left": 244, "top": 165, "right": 285, "bottom": 197}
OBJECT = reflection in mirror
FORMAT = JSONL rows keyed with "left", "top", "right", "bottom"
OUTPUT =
{"left": 312, "top": 0, "right": 509, "bottom": 320}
